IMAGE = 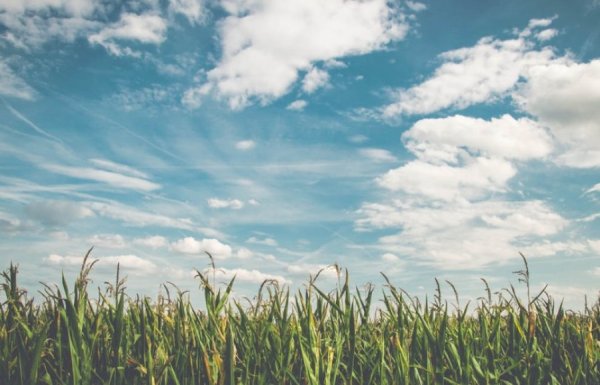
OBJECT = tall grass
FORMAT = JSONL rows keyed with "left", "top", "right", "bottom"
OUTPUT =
{"left": 1, "top": 250, "right": 598, "bottom": 384}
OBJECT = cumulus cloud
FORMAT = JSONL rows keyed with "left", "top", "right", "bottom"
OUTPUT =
{"left": 207, "top": 198, "right": 245, "bottom": 209}
{"left": 42, "top": 164, "right": 160, "bottom": 191}
{"left": 378, "top": 149, "right": 515, "bottom": 202}
{"left": 204, "top": 267, "right": 290, "bottom": 285}
{"left": 302, "top": 67, "right": 330, "bottom": 93}
{"left": 186, "top": 0, "right": 410, "bottom": 108}
{"left": 88, "top": 13, "right": 168, "bottom": 57}
{"left": 0, "top": 61, "right": 36, "bottom": 100}
{"left": 171, "top": 237, "right": 233, "bottom": 259}
{"left": 356, "top": 110, "right": 567, "bottom": 269}
{"left": 535, "top": 28, "right": 558, "bottom": 41}
{"left": 403, "top": 115, "right": 553, "bottom": 164}
{"left": 46, "top": 253, "right": 156, "bottom": 274}
{"left": 26, "top": 200, "right": 95, "bottom": 227}
{"left": 514, "top": 59, "right": 600, "bottom": 168}
{"left": 357, "top": 199, "right": 567, "bottom": 269}
{"left": 382, "top": 18, "right": 566, "bottom": 117}
{"left": 377, "top": 114, "right": 553, "bottom": 202}
{"left": 286, "top": 263, "right": 338, "bottom": 279}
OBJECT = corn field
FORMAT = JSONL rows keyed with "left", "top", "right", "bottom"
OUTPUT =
{"left": 1, "top": 251, "right": 599, "bottom": 385}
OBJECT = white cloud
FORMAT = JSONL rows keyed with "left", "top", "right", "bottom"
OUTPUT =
{"left": 0, "top": 0, "right": 96, "bottom": 17}
{"left": 359, "top": 148, "right": 398, "bottom": 163}
{"left": 519, "top": 240, "right": 590, "bottom": 258}
{"left": 403, "top": 114, "right": 553, "bottom": 163}
{"left": 286, "top": 99, "right": 308, "bottom": 111}
{"left": 0, "top": 211, "right": 32, "bottom": 233}
{"left": 205, "top": 267, "right": 290, "bottom": 285}
{"left": 236, "top": 247, "right": 254, "bottom": 259}
{"left": 377, "top": 156, "right": 516, "bottom": 202}
{"left": 381, "top": 252, "right": 400, "bottom": 262}
{"left": 171, "top": 236, "right": 233, "bottom": 259}
{"left": 87, "top": 234, "right": 126, "bottom": 248}
{"left": 235, "top": 140, "right": 256, "bottom": 150}
{"left": 588, "top": 240, "right": 600, "bottom": 254}
{"left": 89, "top": 158, "right": 149, "bottom": 179}
{"left": 357, "top": 199, "right": 567, "bottom": 269}
{"left": 109, "top": 86, "right": 172, "bottom": 111}
{"left": 88, "top": 13, "right": 168, "bottom": 56}
{"left": 46, "top": 253, "right": 156, "bottom": 274}
{"left": 246, "top": 236, "right": 278, "bottom": 247}
{"left": 84, "top": 201, "right": 217, "bottom": 235}
{"left": 586, "top": 183, "right": 600, "bottom": 194}
{"left": 1, "top": 15, "right": 100, "bottom": 49}
{"left": 355, "top": 108, "right": 570, "bottom": 270}
{"left": 514, "top": 59, "right": 600, "bottom": 168}
{"left": 187, "top": 0, "right": 409, "bottom": 108}
{"left": 169, "top": 0, "right": 204, "bottom": 25}
{"left": 286, "top": 263, "right": 338, "bottom": 279}
{"left": 377, "top": 114, "right": 553, "bottom": 202}
{"left": 99, "top": 254, "right": 157, "bottom": 272}
{"left": 536, "top": 28, "right": 558, "bottom": 41}
{"left": 302, "top": 67, "right": 330, "bottom": 93}
{"left": 42, "top": 164, "right": 160, "bottom": 191}
{"left": 382, "top": 20, "right": 566, "bottom": 117}
{"left": 405, "top": 1, "right": 427, "bottom": 12}
{"left": 133, "top": 235, "right": 168, "bottom": 249}
{"left": 207, "top": 198, "right": 244, "bottom": 209}
{"left": 0, "top": 61, "right": 36, "bottom": 100}
{"left": 26, "top": 200, "right": 95, "bottom": 226}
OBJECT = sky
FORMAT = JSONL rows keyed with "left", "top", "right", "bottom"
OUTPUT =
{"left": 1, "top": 0, "right": 599, "bottom": 309}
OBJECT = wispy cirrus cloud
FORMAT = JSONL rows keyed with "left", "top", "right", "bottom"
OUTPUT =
{"left": 0, "top": 61, "right": 36, "bottom": 100}
{"left": 41, "top": 164, "right": 160, "bottom": 192}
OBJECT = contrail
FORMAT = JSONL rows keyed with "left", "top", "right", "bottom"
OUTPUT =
{"left": 2, "top": 100, "right": 64, "bottom": 144}
{"left": 41, "top": 86, "right": 187, "bottom": 163}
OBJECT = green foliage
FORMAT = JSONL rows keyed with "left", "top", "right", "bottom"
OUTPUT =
{"left": 1, "top": 252, "right": 599, "bottom": 385}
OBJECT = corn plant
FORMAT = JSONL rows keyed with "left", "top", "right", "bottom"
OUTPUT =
{"left": 0, "top": 251, "right": 598, "bottom": 385}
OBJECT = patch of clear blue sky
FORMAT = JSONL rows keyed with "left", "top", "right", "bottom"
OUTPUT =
{"left": 0, "top": 0, "right": 599, "bottom": 307}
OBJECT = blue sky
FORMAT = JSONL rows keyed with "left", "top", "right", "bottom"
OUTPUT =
{"left": 1, "top": 0, "right": 599, "bottom": 307}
